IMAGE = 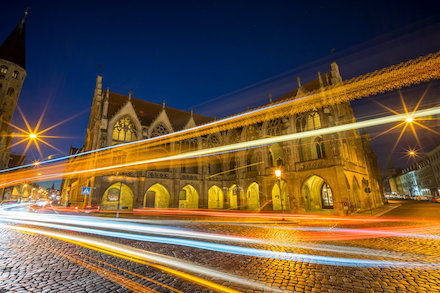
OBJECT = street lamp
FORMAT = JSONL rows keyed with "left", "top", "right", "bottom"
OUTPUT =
{"left": 275, "top": 169, "right": 285, "bottom": 221}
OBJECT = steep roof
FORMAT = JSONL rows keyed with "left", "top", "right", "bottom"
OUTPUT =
{"left": 107, "top": 91, "right": 213, "bottom": 131}
{"left": 274, "top": 71, "right": 333, "bottom": 102}
{"left": 0, "top": 17, "right": 26, "bottom": 69}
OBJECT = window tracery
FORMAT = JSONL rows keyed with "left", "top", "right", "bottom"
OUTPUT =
{"left": 112, "top": 117, "right": 137, "bottom": 145}
{"left": 151, "top": 123, "right": 170, "bottom": 138}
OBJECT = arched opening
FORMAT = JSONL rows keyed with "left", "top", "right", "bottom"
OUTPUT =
{"left": 208, "top": 185, "right": 224, "bottom": 209}
{"left": 228, "top": 184, "right": 240, "bottom": 209}
{"left": 301, "top": 176, "right": 333, "bottom": 212}
{"left": 352, "top": 177, "right": 362, "bottom": 210}
{"left": 101, "top": 183, "right": 134, "bottom": 211}
{"left": 179, "top": 185, "right": 199, "bottom": 209}
{"left": 246, "top": 182, "right": 260, "bottom": 211}
{"left": 272, "top": 180, "right": 290, "bottom": 211}
{"left": 144, "top": 184, "right": 170, "bottom": 208}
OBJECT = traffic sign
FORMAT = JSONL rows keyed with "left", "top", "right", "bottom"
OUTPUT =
{"left": 81, "top": 187, "right": 91, "bottom": 195}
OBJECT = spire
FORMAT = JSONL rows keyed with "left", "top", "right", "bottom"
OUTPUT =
{"left": 0, "top": 15, "right": 26, "bottom": 69}
{"left": 162, "top": 100, "right": 166, "bottom": 109}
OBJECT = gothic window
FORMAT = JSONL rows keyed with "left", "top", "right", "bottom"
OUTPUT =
{"left": 7, "top": 88, "right": 14, "bottom": 96}
{"left": 208, "top": 135, "right": 220, "bottom": 147}
{"left": 296, "top": 117, "right": 307, "bottom": 132}
{"left": 183, "top": 137, "right": 197, "bottom": 151}
{"left": 268, "top": 151, "right": 274, "bottom": 167}
{"left": 315, "top": 137, "right": 326, "bottom": 159}
{"left": 0, "top": 66, "right": 7, "bottom": 74}
{"left": 112, "top": 117, "right": 137, "bottom": 145}
{"left": 151, "top": 123, "right": 170, "bottom": 138}
{"left": 321, "top": 183, "right": 333, "bottom": 208}
{"left": 246, "top": 125, "right": 258, "bottom": 140}
{"left": 267, "top": 119, "right": 282, "bottom": 136}
{"left": 307, "top": 111, "right": 321, "bottom": 130}
{"left": 12, "top": 71, "right": 19, "bottom": 79}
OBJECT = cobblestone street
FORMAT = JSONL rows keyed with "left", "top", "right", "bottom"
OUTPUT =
{"left": 1, "top": 200, "right": 440, "bottom": 292}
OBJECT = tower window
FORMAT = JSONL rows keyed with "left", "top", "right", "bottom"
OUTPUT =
{"left": 12, "top": 71, "right": 19, "bottom": 79}
{"left": 7, "top": 88, "right": 14, "bottom": 96}
{"left": 0, "top": 66, "right": 7, "bottom": 74}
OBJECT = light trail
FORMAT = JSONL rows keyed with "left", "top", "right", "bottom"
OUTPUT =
{"left": 8, "top": 225, "right": 275, "bottom": 292}
{"left": 0, "top": 213, "right": 432, "bottom": 260}
{"left": 2, "top": 215, "right": 440, "bottom": 268}
{"left": 1, "top": 49, "right": 439, "bottom": 176}
{"left": 2, "top": 105, "right": 439, "bottom": 187}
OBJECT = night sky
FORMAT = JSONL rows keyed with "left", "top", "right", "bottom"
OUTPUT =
{"left": 1, "top": 0, "right": 440, "bottom": 182}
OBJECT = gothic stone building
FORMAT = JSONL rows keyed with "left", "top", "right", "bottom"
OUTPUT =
{"left": 0, "top": 17, "right": 27, "bottom": 169}
{"left": 61, "top": 63, "right": 385, "bottom": 215}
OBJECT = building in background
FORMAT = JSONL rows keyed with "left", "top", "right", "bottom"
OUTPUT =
{"left": 61, "top": 63, "right": 385, "bottom": 215}
{"left": 0, "top": 16, "right": 27, "bottom": 169}
{"left": 388, "top": 144, "right": 440, "bottom": 197}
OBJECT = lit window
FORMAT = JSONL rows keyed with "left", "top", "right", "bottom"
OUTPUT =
{"left": 0, "top": 66, "right": 7, "bottom": 74}
{"left": 321, "top": 183, "right": 333, "bottom": 208}
{"left": 12, "top": 71, "right": 19, "bottom": 79}
{"left": 112, "top": 117, "right": 137, "bottom": 144}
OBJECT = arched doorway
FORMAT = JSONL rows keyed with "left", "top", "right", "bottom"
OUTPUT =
{"left": 246, "top": 182, "right": 260, "bottom": 211}
{"left": 179, "top": 185, "right": 199, "bottom": 209}
{"left": 272, "top": 180, "right": 290, "bottom": 211}
{"left": 144, "top": 184, "right": 170, "bottom": 208}
{"left": 352, "top": 177, "right": 362, "bottom": 210}
{"left": 101, "top": 183, "right": 134, "bottom": 211}
{"left": 228, "top": 184, "right": 240, "bottom": 209}
{"left": 208, "top": 185, "right": 223, "bottom": 209}
{"left": 301, "top": 176, "right": 333, "bottom": 212}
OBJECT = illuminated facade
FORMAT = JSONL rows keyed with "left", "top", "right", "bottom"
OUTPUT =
{"left": 0, "top": 17, "right": 27, "bottom": 169}
{"left": 62, "top": 63, "right": 385, "bottom": 215}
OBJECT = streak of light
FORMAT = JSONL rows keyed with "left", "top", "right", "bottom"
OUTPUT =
{"left": 3, "top": 219, "right": 440, "bottom": 268}
{"left": 1, "top": 49, "right": 440, "bottom": 174}
{"left": 1, "top": 211, "right": 433, "bottom": 260}
{"left": 9, "top": 225, "right": 267, "bottom": 292}
{"left": 2, "top": 105, "right": 438, "bottom": 187}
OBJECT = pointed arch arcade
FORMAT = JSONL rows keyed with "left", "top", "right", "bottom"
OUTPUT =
{"left": 144, "top": 184, "right": 170, "bottom": 208}
{"left": 208, "top": 185, "right": 224, "bottom": 209}
{"left": 101, "top": 183, "right": 134, "bottom": 211}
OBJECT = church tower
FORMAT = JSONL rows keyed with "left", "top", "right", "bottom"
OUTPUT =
{"left": 0, "top": 16, "right": 27, "bottom": 169}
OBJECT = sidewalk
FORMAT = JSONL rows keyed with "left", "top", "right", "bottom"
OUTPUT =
{"left": 352, "top": 203, "right": 401, "bottom": 217}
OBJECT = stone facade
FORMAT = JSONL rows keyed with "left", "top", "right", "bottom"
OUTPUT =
{"left": 62, "top": 63, "right": 385, "bottom": 215}
{"left": 0, "top": 17, "right": 27, "bottom": 169}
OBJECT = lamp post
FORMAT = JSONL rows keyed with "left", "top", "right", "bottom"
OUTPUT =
{"left": 275, "top": 169, "right": 285, "bottom": 221}
{"left": 116, "top": 182, "right": 122, "bottom": 218}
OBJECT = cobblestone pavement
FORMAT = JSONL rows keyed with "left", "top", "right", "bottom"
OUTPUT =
{"left": 1, "top": 201, "right": 440, "bottom": 292}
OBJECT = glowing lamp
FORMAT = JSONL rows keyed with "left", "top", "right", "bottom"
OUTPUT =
{"left": 275, "top": 169, "right": 282, "bottom": 178}
{"left": 29, "top": 133, "right": 37, "bottom": 139}
{"left": 405, "top": 117, "right": 413, "bottom": 123}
